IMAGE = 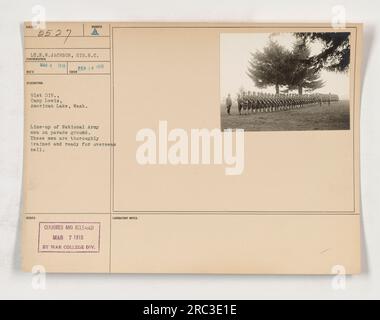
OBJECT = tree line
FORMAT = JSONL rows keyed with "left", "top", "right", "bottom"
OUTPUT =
{"left": 247, "top": 32, "right": 350, "bottom": 95}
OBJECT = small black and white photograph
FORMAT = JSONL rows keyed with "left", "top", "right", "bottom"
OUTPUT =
{"left": 220, "top": 32, "right": 351, "bottom": 131}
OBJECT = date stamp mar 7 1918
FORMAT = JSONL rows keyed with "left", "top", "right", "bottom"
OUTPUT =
{"left": 38, "top": 222, "right": 101, "bottom": 253}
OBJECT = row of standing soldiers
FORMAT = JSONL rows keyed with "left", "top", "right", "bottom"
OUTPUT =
{"left": 225, "top": 92, "right": 339, "bottom": 115}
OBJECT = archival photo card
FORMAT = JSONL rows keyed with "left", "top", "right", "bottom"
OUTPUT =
{"left": 22, "top": 23, "right": 362, "bottom": 274}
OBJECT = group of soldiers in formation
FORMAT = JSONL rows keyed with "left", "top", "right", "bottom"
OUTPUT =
{"left": 225, "top": 91, "right": 339, "bottom": 115}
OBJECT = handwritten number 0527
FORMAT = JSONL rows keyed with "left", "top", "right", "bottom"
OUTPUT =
{"left": 37, "top": 29, "right": 72, "bottom": 44}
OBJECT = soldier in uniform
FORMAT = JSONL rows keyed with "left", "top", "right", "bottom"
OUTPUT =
{"left": 264, "top": 93, "right": 270, "bottom": 112}
{"left": 247, "top": 91, "right": 253, "bottom": 114}
{"left": 242, "top": 91, "right": 248, "bottom": 115}
{"left": 285, "top": 94, "right": 291, "bottom": 110}
{"left": 251, "top": 92, "right": 258, "bottom": 113}
{"left": 269, "top": 93, "right": 276, "bottom": 112}
{"left": 293, "top": 94, "right": 297, "bottom": 109}
{"left": 276, "top": 94, "right": 282, "bottom": 111}
{"left": 225, "top": 93, "right": 232, "bottom": 115}
{"left": 237, "top": 93, "right": 243, "bottom": 115}
{"left": 257, "top": 92, "right": 262, "bottom": 112}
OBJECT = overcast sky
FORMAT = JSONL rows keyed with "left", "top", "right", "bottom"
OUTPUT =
{"left": 220, "top": 33, "right": 350, "bottom": 101}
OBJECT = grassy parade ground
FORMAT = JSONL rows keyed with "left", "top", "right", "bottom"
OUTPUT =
{"left": 221, "top": 100, "right": 350, "bottom": 131}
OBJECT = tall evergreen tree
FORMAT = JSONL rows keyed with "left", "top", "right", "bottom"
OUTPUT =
{"left": 247, "top": 41, "right": 292, "bottom": 94}
{"left": 287, "top": 41, "right": 324, "bottom": 95}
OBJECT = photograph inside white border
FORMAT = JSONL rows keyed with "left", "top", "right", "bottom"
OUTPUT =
{"left": 220, "top": 32, "right": 351, "bottom": 131}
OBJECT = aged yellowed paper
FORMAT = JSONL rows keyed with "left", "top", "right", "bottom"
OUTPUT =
{"left": 22, "top": 22, "right": 362, "bottom": 274}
